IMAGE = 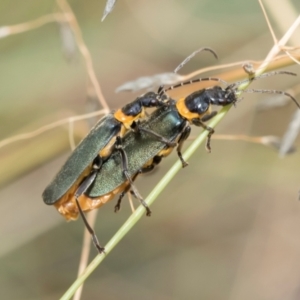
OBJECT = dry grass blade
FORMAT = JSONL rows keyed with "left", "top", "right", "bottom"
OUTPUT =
{"left": 56, "top": 0, "right": 109, "bottom": 111}
{"left": 0, "top": 110, "right": 107, "bottom": 150}
{"left": 0, "top": 13, "right": 65, "bottom": 39}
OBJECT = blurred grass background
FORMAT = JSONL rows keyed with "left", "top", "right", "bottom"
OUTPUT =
{"left": 1, "top": 0, "right": 300, "bottom": 299}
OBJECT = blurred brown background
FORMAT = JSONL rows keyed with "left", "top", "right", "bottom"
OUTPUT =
{"left": 1, "top": 0, "right": 300, "bottom": 299}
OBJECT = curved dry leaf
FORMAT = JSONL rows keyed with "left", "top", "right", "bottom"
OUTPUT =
{"left": 115, "top": 73, "right": 183, "bottom": 93}
{"left": 101, "top": 0, "right": 118, "bottom": 22}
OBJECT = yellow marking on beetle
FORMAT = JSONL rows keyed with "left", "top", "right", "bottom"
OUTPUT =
{"left": 100, "top": 125, "right": 126, "bottom": 157}
{"left": 55, "top": 180, "right": 130, "bottom": 220}
{"left": 54, "top": 165, "right": 92, "bottom": 220}
{"left": 114, "top": 108, "right": 146, "bottom": 129}
{"left": 176, "top": 98, "right": 211, "bottom": 120}
{"left": 141, "top": 141, "right": 177, "bottom": 171}
{"left": 157, "top": 146, "right": 174, "bottom": 157}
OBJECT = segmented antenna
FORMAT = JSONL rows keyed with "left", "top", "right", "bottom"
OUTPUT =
{"left": 242, "top": 88, "right": 300, "bottom": 108}
{"left": 227, "top": 71, "right": 300, "bottom": 108}
{"left": 159, "top": 77, "right": 228, "bottom": 97}
{"left": 157, "top": 47, "right": 218, "bottom": 95}
{"left": 229, "top": 71, "right": 297, "bottom": 90}
{"left": 173, "top": 47, "right": 218, "bottom": 74}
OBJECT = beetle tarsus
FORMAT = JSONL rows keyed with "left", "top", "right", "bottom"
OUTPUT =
{"left": 146, "top": 207, "right": 152, "bottom": 217}
{"left": 178, "top": 152, "right": 189, "bottom": 168}
{"left": 115, "top": 192, "right": 125, "bottom": 212}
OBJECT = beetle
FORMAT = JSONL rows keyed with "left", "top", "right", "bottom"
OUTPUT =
{"left": 42, "top": 47, "right": 218, "bottom": 253}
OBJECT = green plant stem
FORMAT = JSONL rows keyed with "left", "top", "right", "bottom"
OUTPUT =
{"left": 60, "top": 104, "right": 231, "bottom": 300}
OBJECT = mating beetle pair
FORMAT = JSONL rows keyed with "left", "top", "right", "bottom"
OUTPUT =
{"left": 42, "top": 48, "right": 219, "bottom": 221}
{"left": 43, "top": 54, "right": 300, "bottom": 253}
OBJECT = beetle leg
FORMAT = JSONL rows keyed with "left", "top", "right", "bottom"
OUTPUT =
{"left": 75, "top": 155, "right": 102, "bottom": 198}
{"left": 115, "top": 137, "right": 152, "bottom": 216}
{"left": 75, "top": 170, "right": 97, "bottom": 198}
{"left": 114, "top": 172, "right": 140, "bottom": 213}
{"left": 192, "top": 118, "right": 215, "bottom": 153}
{"left": 131, "top": 121, "right": 177, "bottom": 148}
{"left": 114, "top": 191, "right": 126, "bottom": 213}
{"left": 75, "top": 198, "right": 105, "bottom": 254}
{"left": 176, "top": 125, "right": 191, "bottom": 168}
{"left": 200, "top": 111, "right": 218, "bottom": 122}
{"left": 73, "top": 156, "right": 104, "bottom": 254}
{"left": 115, "top": 154, "right": 163, "bottom": 212}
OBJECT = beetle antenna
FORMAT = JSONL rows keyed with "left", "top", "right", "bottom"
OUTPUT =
{"left": 173, "top": 47, "right": 218, "bottom": 74}
{"left": 159, "top": 77, "right": 229, "bottom": 96}
{"left": 243, "top": 88, "right": 300, "bottom": 109}
{"left": 157, "top": 47, "right": 218, "bottom": 95}
{"left": 229, "top": 71, "right": 297, "bottom": 90}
